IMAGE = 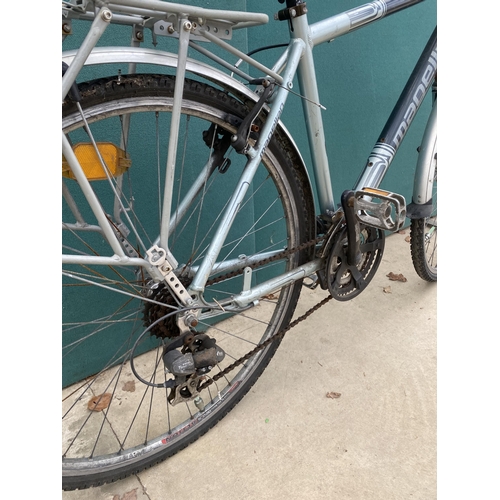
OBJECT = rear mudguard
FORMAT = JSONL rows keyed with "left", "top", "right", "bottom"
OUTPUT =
{"left": 62, "top": 46, "right": 316, "bottom": 221}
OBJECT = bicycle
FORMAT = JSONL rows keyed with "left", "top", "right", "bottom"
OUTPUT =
{"left": 62, "top": 0, "right": 437, "bottom": 490}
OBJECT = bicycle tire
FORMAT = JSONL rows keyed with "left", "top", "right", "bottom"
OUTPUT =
{"left": 410, "top": 143, "right": 437, "bottom": 282}
{"left": 62, "top": 74, "right": 314, "bottom": 490}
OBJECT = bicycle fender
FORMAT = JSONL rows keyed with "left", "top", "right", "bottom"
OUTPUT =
{"left": 410, "top": 101, "right": 437, "bottom": 208}
{"left": 62, "top": 46, "right": 315, "bottom": 213}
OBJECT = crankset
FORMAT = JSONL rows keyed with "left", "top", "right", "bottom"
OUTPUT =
{"left": 322, "top": 190, "right": 385, "bottom": 301}
{"left": 325, "top": 224, "right": 384, "bottom": 301}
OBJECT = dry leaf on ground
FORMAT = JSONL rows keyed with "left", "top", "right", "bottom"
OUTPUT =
{"left": 383, "top": 286, "right": 392, "bottom": 293}
{"left": 113, "top": 489, "right": 138, "bottom": 500}
{"left": 326, "top": 392, "right": 341, "bottom": 399}
{"left": 387, "top": 272, "right": 407, "bottom": 282}
{"left": 88, "top": 393, "right": 112, "bottom": 412}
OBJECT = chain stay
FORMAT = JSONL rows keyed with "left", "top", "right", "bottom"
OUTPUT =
{"left": 206, "top": 236, "right": 324, "bottom": 287}
{"left": 197, "top": 209, "right": 384, "bottom": 390}
{"left": 198, "top": 235, "right": 329, "bottom": 391}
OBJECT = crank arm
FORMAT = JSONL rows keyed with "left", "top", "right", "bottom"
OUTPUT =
{"left": 341, "top": 190, "right": 362, "bottom": 266}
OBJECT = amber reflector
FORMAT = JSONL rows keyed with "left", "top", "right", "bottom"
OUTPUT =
{"left": 62, "top": 142, "right": 131, "bottom": 181}
{"left": 362, "top": 187, "right": 391, "bottom": 197}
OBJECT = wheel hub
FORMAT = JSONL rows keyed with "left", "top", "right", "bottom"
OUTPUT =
{"left": 142, "top": 277, "right": 192, "bottom": 339}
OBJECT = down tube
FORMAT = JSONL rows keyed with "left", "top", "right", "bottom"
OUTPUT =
{"left": 354, "top": 27, "right": 437, "bottom": 191}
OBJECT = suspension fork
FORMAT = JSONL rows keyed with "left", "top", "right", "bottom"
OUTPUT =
{"left": 408, "top": 100, "right": 437, "bottom": 217}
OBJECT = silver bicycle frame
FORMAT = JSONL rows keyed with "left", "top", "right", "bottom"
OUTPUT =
{"left": 62, "top": 0, "right": 434, "bottom": 306}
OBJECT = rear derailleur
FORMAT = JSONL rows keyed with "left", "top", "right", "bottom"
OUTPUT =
{"left": 162, "top": 331, "right": 225, "bottom": 407}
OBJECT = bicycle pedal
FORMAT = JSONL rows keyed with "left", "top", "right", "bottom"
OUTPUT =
{"left": 303, "top": 274, "right": 319, "bottom": 290}
{"left": 353, "top": 187, "right": 406, "bottom": 232}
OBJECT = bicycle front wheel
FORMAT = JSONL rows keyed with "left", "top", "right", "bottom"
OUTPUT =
{"left": 410, "top": 142, "right": 437, "bottom": 282}
{"left": 62, "top": 74, "right": 314, "bottom": 490}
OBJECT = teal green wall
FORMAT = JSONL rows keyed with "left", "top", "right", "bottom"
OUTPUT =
{"left": 245, "top": 0, "right": 437, "bottom": 209}
{"left": 63, "top": 1, "right": 436, "bottom": 385}
{"left": 65, "top": 0, "right": 437, "bottom": 208}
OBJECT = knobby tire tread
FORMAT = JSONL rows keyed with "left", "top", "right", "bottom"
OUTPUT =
{"left": 410, "top": 218, "right": 436, "bottom": 282}
{"left": 62, "top": 73, "right": 315, "bottom": 490}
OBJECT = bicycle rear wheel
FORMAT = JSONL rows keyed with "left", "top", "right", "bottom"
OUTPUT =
{"left": 62, "top": 74, "right": 314, "bottom": 490}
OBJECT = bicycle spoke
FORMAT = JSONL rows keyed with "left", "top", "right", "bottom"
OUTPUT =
{"left": 62, "top": 73, "right": 311, "bottom": 489}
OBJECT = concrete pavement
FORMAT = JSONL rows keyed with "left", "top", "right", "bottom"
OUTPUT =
{"left": 62, "top": 231, "right": 437, "bottom": 500}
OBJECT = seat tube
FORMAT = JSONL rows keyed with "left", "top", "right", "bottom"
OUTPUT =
{"left": 290, "top": 7, "right": 336, "bottom": 214}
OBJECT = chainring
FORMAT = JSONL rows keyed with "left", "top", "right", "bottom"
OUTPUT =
{"left": 326, "top": 224, "right": 385, "bottom": 301}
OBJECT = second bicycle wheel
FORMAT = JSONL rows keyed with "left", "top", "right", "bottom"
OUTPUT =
{"left": 62, "top": 74, "right": 314, "bottom": 490}
{"left": 410, "top": 141, "right": 437, "bottom": 282}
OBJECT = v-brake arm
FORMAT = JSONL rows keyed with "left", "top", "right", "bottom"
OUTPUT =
{"left": 230, "top": 80, "right": 275, "bottom": 154}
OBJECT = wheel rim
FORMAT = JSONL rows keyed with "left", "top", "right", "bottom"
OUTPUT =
{"left": 423, "top": 215, "right": 437, "bottom": 273}
{"left": 62, "top": 82, "right": 304, "bottom": 481}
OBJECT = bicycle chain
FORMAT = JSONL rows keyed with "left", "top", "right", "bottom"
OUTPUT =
{"left": 204, "top": 236, "right": 324, "bottom": 287}
{"left": 198, "top": 235, "right": 331, "bottom": 391}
